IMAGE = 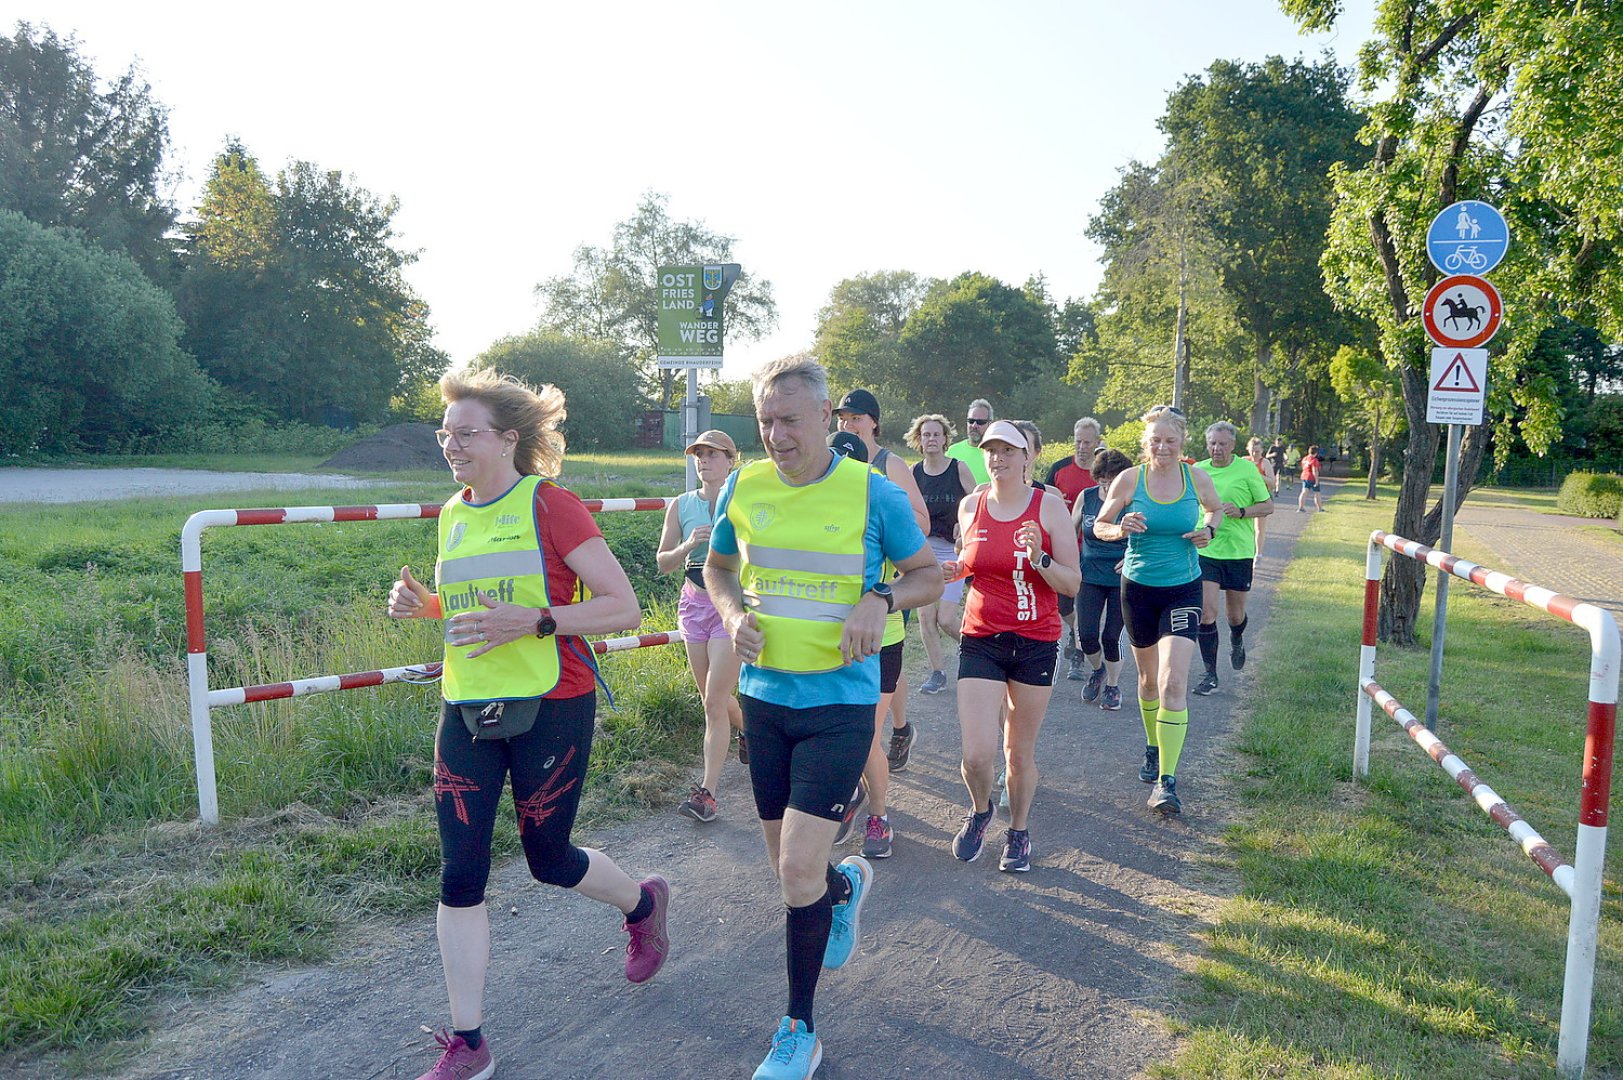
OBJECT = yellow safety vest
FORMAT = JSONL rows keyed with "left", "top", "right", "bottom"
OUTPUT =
{"left": 729, "top": 455, "right": 870, "bottom": 674}
{"left": 436, "top": 475, "right": 560, "bottom": 703}
{"left": 869, "top": 452, "right": 906, "bottom": 648}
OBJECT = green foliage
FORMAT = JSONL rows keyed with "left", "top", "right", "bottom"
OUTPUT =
{"left": 700, "top": 375, "right": 754, "bottom": 416}
{"left": 0, "top": 23, "right": 176, "bottom": 278}
{"left": 534, "top": 191, "right": 778, "bottom": 407}
{"left": 176, "top": 143, "right": 447, "bottom": 424}
{"left": 1556, "top": 471, "right": 1623, "bottom": 519}
{"left": 473, "top": 330, "right": 646, "bottom": 451}
{"left": 0, "top": 209, "right": 208, "bottom": 453}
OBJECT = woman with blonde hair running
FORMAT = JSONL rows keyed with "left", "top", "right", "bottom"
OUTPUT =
{"left": 657, "top": 429, "right": 746, "bottom": 822}
{"left": 1091, "top": 405, "right": 1224, "bottom": 815}
{"left": 388, "top": 368, "right": 669, "bottom": 1080}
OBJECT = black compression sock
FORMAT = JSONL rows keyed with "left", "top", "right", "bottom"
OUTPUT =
{"left": 1230, "top": 616, "right": 1249, "bottom": 643}
{"left": 626, "top": 884, "right": 655, "bottom": 924}
{"left": 786, "top": 894, "right": 833, "bottom": 1031}
{"left": 455, "top": 1026, "right": 483, "bottom": 1051}
{"left": 1198, "top": 622, "right": 1219, "bottom": 672}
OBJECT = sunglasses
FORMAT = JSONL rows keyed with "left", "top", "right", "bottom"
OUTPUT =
{"left": 965, "top": 417, "right": 990, "bottom": 425}
{"left": 1146, "top": 404, "right": 1186, "bottom": 418}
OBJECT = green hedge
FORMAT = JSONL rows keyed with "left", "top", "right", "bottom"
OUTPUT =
{"left": 1556, "top": 471, "right": 1623, "bottom": 518}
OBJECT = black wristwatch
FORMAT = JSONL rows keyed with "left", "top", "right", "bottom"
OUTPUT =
{"left": 535, "top": 607, "right": 557, "bottom": 638}
{"left": 867, "top": 581, "right": 895, "bottom": 613}
{"left": 1037, "top": 552, "right": 1053, "bottom": 570}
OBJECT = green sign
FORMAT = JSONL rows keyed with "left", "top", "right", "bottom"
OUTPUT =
{"left": 657, "top": 263, "right": 739, "bottom": 367}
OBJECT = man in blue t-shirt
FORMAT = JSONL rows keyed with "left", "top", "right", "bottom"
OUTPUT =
{"left": 705, "top": 356, "right": 938, "bottom": 1080}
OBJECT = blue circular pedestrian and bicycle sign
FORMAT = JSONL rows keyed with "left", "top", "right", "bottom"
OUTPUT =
{"left": 1427, "top": 200, "right": 1509, "bottom": 276}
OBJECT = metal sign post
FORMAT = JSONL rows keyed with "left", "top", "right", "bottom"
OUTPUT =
{"left": 1420, "top": 201, "right": 1505, "bottom": 731}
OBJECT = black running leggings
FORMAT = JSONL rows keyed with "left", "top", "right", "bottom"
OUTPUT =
{"left": 433, "top": 694, "right": 594, "bottom": 907}
{"left": 1076, "top": 581, "right": 1123, "bottom": 664}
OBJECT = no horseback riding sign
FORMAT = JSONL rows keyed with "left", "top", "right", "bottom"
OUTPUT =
{"left": 1423, "top": 274, "right": 1503, "bottom": 349}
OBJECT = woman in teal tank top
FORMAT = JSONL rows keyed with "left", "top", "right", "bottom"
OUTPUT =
{"left": 1092, "top": 406, "right": 1223, "bottom": 817}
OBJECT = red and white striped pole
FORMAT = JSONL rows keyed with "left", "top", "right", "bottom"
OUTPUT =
{"left": 1358, "top": 529, "right": 1619, "bottom": 1077}
{"left": 181, "top": 499, "right": 677, "bottom": 825}
{"left": 1354, "top": 534, "right": 1383, "bottom": 777}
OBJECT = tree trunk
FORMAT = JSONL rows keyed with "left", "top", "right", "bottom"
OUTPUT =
{"left": 1171, "top": 248, "right": 1190, "bottom": 410}
{"left": 1250, "top": 344, "right": 1272, "bottom": 435}
{"left": 1366, "top": 409, "right": 1381, "bottom": 500}
{"left": 1378, "top": 364, "right": 1438, "bottom": 645}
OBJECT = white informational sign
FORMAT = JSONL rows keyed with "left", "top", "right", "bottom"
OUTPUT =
{"left": 1427, "top": 348, "right": 1488, "bottom": 425}
{"left": 656, "top": 355, "right": 725, "bottom": 369}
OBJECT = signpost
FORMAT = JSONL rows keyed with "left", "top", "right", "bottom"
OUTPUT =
{"left": 658, "top": 264, "right": 740, "bottom": 490}
{"left": 1421, "top": 202, "right": 1506, "bottom": 732}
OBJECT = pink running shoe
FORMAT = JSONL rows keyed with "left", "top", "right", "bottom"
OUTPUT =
{"left": 624, "top": 874, "right": 670, "bottom": 983}
{"left": 416, "top": 1030, "right": 493, "bottom": 1080}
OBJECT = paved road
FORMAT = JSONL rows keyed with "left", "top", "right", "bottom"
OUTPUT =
{"left": 38, "top": 487, "right": 1328, "bottom": 1080}
{"left": 1455, "top": 503, "right": 1623, "bottom": 619}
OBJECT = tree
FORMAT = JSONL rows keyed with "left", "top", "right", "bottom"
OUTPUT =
{"left": 0, "top": 23, "right": 175, "bottom": 279}
{"left": 1287, "top": 0, "right": 1623, "bottom": 643}
{"left": 472, "top": 331, "right": 644, "bottom": 451}
{"left": 1161, "top": 56, "right": 1366, "bottom": 433}
{"left": 177, "top": 143, "right": 446, "bottom": 424}
{"left": 1330, "top": 343, "right": 1405, "bottom": 498}
{"left": 534, "top": 192, "right": 777, "bottom": 407}
{"left": 812, "top": 270, "right": 933, "bottom": 400}
{"left": 0, "top": 209, "right": 206, "bottom": 453}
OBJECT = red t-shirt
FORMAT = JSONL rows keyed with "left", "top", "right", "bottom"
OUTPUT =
{"left": 960, "top": 488, "right": 1062, "bottom": 641}
{"left": 1300, "top": 454, "right": 1321, "bottom": 483}
{"left": 1042, "top": 458, "right": 1095, "bottom": 512}
{"left": 451, "top": 481, "right": 604, "bottom": 698}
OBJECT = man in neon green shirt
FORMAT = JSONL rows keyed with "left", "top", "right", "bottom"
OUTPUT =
{"left": 1192, "top": 421, "right": 1273, "bottom": 696}
{"left": 944, "top": 397, "right": 993, "bottom": 485}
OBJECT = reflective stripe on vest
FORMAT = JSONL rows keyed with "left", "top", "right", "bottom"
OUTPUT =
{"left": 436, "top": 474, "right": 560, "bottom": 702}
{"left": 730, "top": 455, "right": 870, "bottom": 674}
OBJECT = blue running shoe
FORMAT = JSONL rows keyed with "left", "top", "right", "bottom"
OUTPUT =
{"left": 951, "top": 804, "right": 996, "bottom": 862}
{"left": 822, "top": 855, "right": 872, "bottom": 969}
{"left": 753, "top": 1017, "right": 822, "bottom": 1080}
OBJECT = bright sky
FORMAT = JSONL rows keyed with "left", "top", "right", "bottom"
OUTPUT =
{"left": 27, "top": 1, "right": 1374, "bottom": 379}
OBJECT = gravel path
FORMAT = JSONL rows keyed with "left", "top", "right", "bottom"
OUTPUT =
{"left": 0, "top": 468, "right": 374, "bottom": 504}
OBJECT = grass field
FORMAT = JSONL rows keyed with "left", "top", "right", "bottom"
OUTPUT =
{"left": 1160, "top": 487, "right": 1623, "bottom": 1078}
{"left": 0, "top": 461, "right": 695, "bottom": 1069}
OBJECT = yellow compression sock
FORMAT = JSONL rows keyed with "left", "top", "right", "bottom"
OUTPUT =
{"left": 1156, "top": 708, "right": 1189, "bottom": 777}
{"left": 1138, "top": 698, "right": 1159, "bottom": 747}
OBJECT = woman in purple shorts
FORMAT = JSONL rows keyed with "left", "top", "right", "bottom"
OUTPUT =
{"left": 657, "top": 429, "right": 745, "bottom": 822}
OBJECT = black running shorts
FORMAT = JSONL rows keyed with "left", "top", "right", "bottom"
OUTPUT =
{"left": 958, "top": 631, "right": 1060, "bottom": 687}
{"left": 740, "top": 696, "right": 874, "bottom": 823}
{"left": 1199, "top": 555, "right": 1254, "bottom": 592}
{"left": 1121, "top": 577, "right": 1203, "bottom": 649}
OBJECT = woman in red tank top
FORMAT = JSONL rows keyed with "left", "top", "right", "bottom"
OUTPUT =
{"left": 945, "top": 420, "right": 1080, "bottom": 871}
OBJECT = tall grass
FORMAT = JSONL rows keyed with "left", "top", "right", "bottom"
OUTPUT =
{"left": 0, "top": 477, "right": 697, "bottom": 1062}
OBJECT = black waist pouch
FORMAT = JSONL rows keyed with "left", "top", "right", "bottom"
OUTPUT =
{"left": 458, "top": 699, "right": 543, "bottom": 740}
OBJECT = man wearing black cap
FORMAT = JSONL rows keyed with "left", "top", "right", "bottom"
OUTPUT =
{"left": 833, "top": 389, "right": 928, "bottom": 864}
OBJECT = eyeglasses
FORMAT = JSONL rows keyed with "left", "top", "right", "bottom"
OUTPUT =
{"left": 434, "top": 428, "right": 499, "bottom": 448}
{"left": 965, "top": 417, "right": 990, "bottom": 425}
{"left": 1146, "top": 404, "right": 1186, "bottom": 418}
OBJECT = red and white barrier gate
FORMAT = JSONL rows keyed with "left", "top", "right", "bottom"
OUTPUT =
{"left": 182, "top": 498, "right": 677, "bottom": 827}
{"left": 1356, "top": 530, "right": 1618, "bottom": 1078}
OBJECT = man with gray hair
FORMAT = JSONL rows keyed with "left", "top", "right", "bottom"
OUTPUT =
{"left": 1043, "top": 417, "right": 1104, "bottom": 679}
{"left": 945, "top": 398, "right": 993, "bottom": 485}
{"left": 706, "top": 353, "right": 941, "bottom": 1079}
{"left": 1192, "top": 421, "right": 1273, "bottom": 696}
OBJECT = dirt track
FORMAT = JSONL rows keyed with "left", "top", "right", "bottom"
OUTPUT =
{"left": 0, "top": 468, "right": 372, "bottom": 503}
{"left": 25, "top": 478, "right": 1324, "bottom": 1080}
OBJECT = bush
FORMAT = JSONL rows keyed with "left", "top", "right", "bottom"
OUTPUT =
{"left": 1556, "top": 471, "right": 1623, "bottom": 518}
{"left": 474, "top": 331, "right": 647, "bottom": 451}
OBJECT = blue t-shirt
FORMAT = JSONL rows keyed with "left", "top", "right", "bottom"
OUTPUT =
{"left": 710, "top": 456, "right": 927, "bottom": 707}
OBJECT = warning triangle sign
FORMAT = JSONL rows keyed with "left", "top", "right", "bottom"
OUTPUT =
{"left": 1432, "top": 352, "right": 1482, "bottom": 393}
